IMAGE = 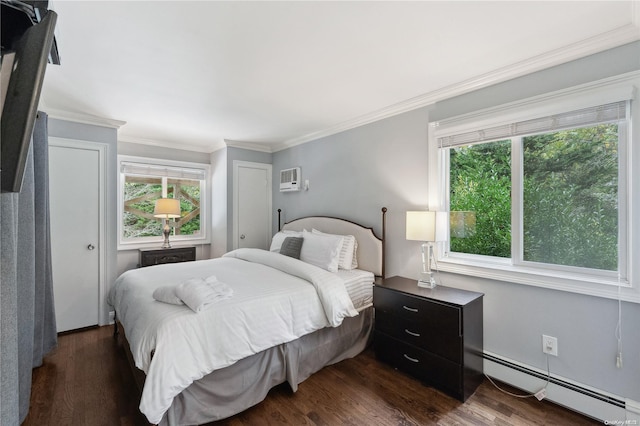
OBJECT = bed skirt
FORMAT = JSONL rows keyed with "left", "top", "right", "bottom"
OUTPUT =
{"left": 118, "top": 306, "right": 373, "bottom": 426}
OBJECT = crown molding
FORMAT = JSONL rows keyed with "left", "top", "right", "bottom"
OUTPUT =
{"left": 225, "top": 139, "right": 274, "bottom": 153}
{"left": 43, "top": 107, "right": 126, "bottom": 129}
{"left": 118, "top": 135, "right": 220, "bottom": 154}
{"left": 41, "top": 105, "right": 224, "bottom": 153}
{"left": 272, "top": 23, "right": 640, "bottom": 152}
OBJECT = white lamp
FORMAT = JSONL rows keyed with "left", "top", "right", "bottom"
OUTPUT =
{"left": 154, "top": 198, "right": 181, "bottom": 248}
{"left": 406, "top": 211, "right": 447, "bottom": 288}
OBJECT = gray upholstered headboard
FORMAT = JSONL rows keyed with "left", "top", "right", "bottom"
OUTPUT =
{"left": 279, "top": 208, "right": 387, "bottom": 277}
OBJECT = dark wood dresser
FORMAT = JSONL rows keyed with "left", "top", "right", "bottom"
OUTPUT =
{"left": 373, "top": 275, "right": 484, "bottom": 401}
{"left": 138, "top": 246, "right": 196, "bottom": 267}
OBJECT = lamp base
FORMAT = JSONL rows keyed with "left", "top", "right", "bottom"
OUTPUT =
{"left": 417, "top": 243, "right": 437, "bottom": 288}
{"left": 417, "top": 279, "right": 436, "bottom": 289}
{"left": 161, "top": 224, "right": 172, "bottom": 249}
{"left": 417, "top": 271, "right": 436, "bottom": 288}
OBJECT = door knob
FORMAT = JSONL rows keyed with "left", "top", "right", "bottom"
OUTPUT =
{"left": 87, "top": 244, "right": 95, "bottom": 250}
{"left": 240, "top": 234, "right": 246, "bottom": 239}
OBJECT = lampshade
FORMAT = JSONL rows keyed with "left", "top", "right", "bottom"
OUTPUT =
{"left": 406, "top": 211, "right": 447, "bottom": 242}
{"left": 153, "top": 198, "right": 181, "bottom": 219}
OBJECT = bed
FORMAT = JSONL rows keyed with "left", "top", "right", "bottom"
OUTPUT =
{"left": 109, "top": 208, "right": 387, "bottom": 425}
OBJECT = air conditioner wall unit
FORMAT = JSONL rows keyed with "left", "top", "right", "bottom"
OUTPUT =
{"left": 280, "top": 167, "right": 300, "bottom": 192}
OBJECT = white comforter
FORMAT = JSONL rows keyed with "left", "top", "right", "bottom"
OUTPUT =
{"left": 108, "top": 248, "right": 358, "bottom": 424}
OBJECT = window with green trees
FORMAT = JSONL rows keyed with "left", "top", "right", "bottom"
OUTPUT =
{"left": 449, "top": 140, "right": 511, "bottom": 258}
{"left": 118, "top": 158, "right": 209, "bottom": 247}
{"left": 123, "top": 176, "right": 201, "bottom": 239}
{"left": 442, "top": 100, "right": 628, "bottom": 278}
{"left": 522, "top": 125, "right": 619, "bottom": 271}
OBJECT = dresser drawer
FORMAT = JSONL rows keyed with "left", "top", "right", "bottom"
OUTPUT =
{"left": 375, "top": 331, "right": 462, "bottom": 399}
{"left": 374, "top": 276, "right": 484, "bottom": 402}
{"left": 375, "top": 309, "right": 462, "bottom": 363}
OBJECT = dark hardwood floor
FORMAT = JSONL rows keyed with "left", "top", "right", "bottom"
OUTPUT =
{"left": 23, "top": 326, "right": 599, "bottom": 426}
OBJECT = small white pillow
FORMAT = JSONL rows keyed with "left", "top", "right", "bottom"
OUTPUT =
{"left": 152, "top": 286, "right": 183, "bottom": 305}
{"left": 312, "top": 229, "right": 358, "bottom": 270}
{"left": 269, "top": 230, "right": 303, "bottom": 252}
{"left": 300, "top": 230, "right": 343, "bottom": 272}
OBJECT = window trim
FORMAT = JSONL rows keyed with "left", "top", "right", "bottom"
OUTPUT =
{"left": 428, "top": 72, "right": 639, "bottom": 303}
{"left": 117, "top": 155, "right": 211, "bottom": 250}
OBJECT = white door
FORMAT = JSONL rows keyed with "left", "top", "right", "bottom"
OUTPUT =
{"left": 49, "top": 142, "right": 101, "bottom": 332}
{"left": 233, "top": 161, "right": 272, "bottom": 250}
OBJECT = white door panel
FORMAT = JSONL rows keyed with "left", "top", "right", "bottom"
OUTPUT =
{"left": 49, "top": 144, "right": 100, "bottom": 332}
{"left": 233, "top": 162, "right": 272, "bottom": 250}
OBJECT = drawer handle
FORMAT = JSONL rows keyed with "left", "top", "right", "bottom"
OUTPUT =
{"left": 402, "top": 305, "right": 418, "bottom": 313}
{"left": 403, "top": 354, "right": 420, "bottom": 363}
{"left": 404, "top": 329, "right": 420, "bottom": 337}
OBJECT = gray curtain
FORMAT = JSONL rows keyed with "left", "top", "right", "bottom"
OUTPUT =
{"left": 1, "top": 111, "right": 57, "bottom": 425}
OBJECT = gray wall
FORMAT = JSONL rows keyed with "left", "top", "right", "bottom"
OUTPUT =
{"left": 272, "top": 41, "right": 640, "bottom": 401}
{"left": 273, "top": 106, "right": 431, "bottom": 278}
{"left": 431, "top": 42, "right": 640, "bottom": 122}
{"left": 210, "top": 148, "right": 228, "bottom": 258}
{"left": 47, "top": 118, "right": 118, "bottom": 325}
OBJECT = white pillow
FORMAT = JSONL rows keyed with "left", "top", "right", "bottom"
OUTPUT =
{"left": 350, "top": 239, "right": 359, "bottom": 269}
{"left": 312, "top": 229, "right": 358, "bottom": 270}
{"left": 269, "top": 230, "right": 303, "bottom": 252}
{"left": 300, "top": 230, "right": 343, "bottom": 272}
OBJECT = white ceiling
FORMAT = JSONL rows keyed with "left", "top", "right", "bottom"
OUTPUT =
{"left": 40, "top": 1, "right": 639, "bottom": 153}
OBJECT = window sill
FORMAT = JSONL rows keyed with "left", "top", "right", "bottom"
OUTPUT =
{"left": 437, "top": 257, "right": 639, "bottom": 303}
{"left": 118, "top": 237, "right": 210, "bottom": 252}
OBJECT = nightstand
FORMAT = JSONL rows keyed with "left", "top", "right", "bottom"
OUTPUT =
{"left": 374, "top": 275, "right": 484, "bottom": 401}
{"left": 138, "top": 246, "right": 196, "bottom": 267}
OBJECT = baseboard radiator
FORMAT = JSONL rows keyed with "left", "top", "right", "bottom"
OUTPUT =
{"left": 482, "top": 351, "right": 640, "bottom": 423}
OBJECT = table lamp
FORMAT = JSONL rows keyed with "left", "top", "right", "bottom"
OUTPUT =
{"left": 406, "top": 211, "right": 447, "bottom": 288}
{"left": 154, "top": 198, "right": 181, "bottom": 248}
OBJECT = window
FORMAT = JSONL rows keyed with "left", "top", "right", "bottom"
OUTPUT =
{"left": 118, "top": 156, "right": 210, "bottom": 249}
{"left": 429, "top": 78, "right": 637, "bottom": 299}
{"left": 521, "top": 124, "right": 619, "bottom": 271}
{"left": 449, "top": 139, "right": 511, "bottom": 258}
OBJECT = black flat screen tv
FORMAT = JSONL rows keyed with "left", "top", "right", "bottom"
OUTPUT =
{"left": 1, "top": 9, "right": 57, "bottom": 193}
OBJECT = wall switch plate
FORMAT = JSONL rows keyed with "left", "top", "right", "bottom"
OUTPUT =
{"left": 542, "top": 334, "right": 558, "bottom": 356}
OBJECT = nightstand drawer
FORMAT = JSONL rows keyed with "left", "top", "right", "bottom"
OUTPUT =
{"left": 374, "top": 285, "right": 461, "bottom": 330}
{"left": 375, "top": 309, "right": 462, "bottom": 363}
{"left": 375, "top": 332, "right": 462, "bottom": 398}
{"left": 139, "top": 247, "right": 196, "bottom": 267}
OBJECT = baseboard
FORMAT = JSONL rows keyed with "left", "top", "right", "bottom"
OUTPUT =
{"left": 483, "top": 351, "right": 639, "bottom": 423}
{"left": 627, "top": 398, "right": 640, "bottom": 417}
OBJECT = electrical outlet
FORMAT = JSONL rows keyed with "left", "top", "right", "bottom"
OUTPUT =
{"left": 542, "top": 334, "right": 558, "bottom": 356}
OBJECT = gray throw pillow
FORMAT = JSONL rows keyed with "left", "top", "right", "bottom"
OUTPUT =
{"left": 279, "top": 236, "right": 303, "bottom": 259}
